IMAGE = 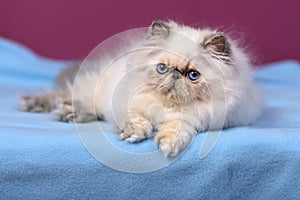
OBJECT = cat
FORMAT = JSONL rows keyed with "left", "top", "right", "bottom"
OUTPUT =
{"left": 19, "top": 20, "right": 263, "bottom": 157}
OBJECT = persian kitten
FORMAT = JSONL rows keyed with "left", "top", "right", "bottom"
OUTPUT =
{"left": 19, "top": 20, "right": 262, "bottom": 157}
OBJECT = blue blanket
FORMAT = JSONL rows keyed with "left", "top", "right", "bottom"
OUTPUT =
{"left": 0, "top": 37, "right": 299, "bottom": 200}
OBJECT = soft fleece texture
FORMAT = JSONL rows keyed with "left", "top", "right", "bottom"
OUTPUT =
{"left": 0, "top": 37, "right": 300, "bottom": 200}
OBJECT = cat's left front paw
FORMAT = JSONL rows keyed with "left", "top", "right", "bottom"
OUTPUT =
{"left": 155, "top": 132, "right": 183, "bottom": 157}
{"left": 155, "top": 133, "right": 182, "bottom": 157}
{"left": 155, "top": 121, "right": 192, "bottom": 157}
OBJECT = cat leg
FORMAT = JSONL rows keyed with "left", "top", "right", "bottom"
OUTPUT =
{"left": 155, "top": 120, "right": 196, "bottom": 157}
{"left": 52, "top": 99, "right": 98, "bottom": 123}
{"left": 19, "top": 92, "right": 57, "bottom": 113}
{"left": 119, "top": 112, "right": 153, "bottom": 142}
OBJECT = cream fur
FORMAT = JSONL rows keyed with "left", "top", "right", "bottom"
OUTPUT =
{"left": 20, "top": 20, "right": 263, "bottom": 157}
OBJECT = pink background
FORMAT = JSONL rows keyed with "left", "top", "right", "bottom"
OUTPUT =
{"left": 1, "top": 0, "right": 299, "bottom": 65}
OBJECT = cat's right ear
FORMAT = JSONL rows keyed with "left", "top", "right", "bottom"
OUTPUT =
{"left": 149, "top": 20, "right": 170, "bottom": 38}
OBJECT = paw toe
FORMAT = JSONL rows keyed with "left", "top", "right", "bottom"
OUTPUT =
{"left": 125, "top": 134, "right": 144, "bottom": 143}
{"left": 19, "top": 94, "right": 55, "bottom": 113}
{"left": 159, "top": 139, "right": 180, "bottom": 157}
{"left": 118, "top": 131, "right": 128, "bottom": 140}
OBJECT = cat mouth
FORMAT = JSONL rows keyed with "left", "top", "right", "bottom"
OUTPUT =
{"left": 156, "top": 84, "right": 179, "bottom": 100}
{"left": 154, "top": 78, "right": 183, "bottom": 99}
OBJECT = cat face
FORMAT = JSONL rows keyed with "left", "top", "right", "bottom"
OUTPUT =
{"left": 139, "top": 20, "right": 233, "bottom": 105}
{"left": 147, "top": 51, "right": 210, "bottom": 104}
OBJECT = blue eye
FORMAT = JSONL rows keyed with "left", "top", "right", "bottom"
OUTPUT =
{"left": 188, "top": 70, "right": 200, "bottom": 81}
{"left": 156, "top": 63, "right": 169, "bottom": 74}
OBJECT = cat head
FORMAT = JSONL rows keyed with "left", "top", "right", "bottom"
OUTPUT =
{"left": 136, "top": 20, "right": 246, "bottom": 104}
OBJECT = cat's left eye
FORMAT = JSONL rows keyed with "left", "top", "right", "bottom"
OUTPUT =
{"left": 187, "top": 70, "right": 200, "bottom": 81}
{"left": 156, "top": 63, "right": 169, "bottom": 74}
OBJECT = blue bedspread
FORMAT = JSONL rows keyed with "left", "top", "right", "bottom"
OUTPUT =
{"left": 0, "top": 37, "right": 299, "bottom": 200}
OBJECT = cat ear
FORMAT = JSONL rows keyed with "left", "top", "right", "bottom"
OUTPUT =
{"left": 202, "top": 33, "right": 231, "bottom": 57}
{"left": 149, "top": 20, "right": 170, "bottom": 38}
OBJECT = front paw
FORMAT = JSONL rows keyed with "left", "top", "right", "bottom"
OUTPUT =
{"left": 119, "top": 118, "right": 152, "bottom": 143}
{"left": 155, "top": 122, "right": 192, "bottom": 157}
{"left": 155, "top": 131, "right": 183, "bottom": 157}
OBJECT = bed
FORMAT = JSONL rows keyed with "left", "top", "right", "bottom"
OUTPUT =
{"left": 0, "top": 37, "right": 299, "bottom": 199}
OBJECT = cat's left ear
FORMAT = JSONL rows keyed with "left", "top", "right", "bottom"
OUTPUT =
{"left": 201, "top": 33, "right": 231, "bottom": 58}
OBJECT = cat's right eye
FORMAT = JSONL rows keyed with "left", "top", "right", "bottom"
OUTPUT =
{"left": 156, "top": 63, "right": 169, "bottom": 74}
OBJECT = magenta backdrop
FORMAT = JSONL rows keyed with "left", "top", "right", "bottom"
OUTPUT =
{"left": 1, "top": 0, "right": 299, "bottom": 64}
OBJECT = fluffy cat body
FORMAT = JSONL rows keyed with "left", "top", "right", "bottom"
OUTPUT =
{"left": 20, "top": 20, "right": 262, "bottom": 157}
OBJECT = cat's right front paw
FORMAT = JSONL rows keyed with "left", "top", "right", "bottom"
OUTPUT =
{"left": 118, "top": 118, "right": 153, "bottom": 143}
